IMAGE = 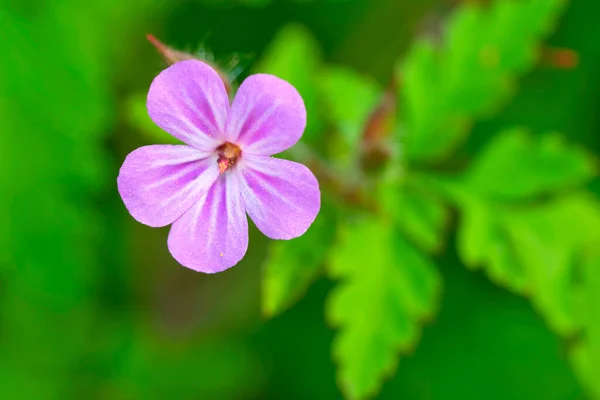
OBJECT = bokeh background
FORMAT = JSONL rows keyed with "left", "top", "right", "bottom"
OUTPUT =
{"left": 2, "top": 0, "right": 600, "bottom": 398}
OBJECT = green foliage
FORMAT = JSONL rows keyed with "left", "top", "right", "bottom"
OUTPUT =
{"left": 259, "top": 27, "right": 383, "bottom": 318}
{"left": 258, "top": 0, "right": 589, "bottom": 397}
{"left": 400, "top": 0, "right": 566, "bottom": 163}
{"left": 326, "top": 216, "right": 440, "bottom": 399}
{"left": 317, "top": 67, "right": 382, "bottom": 156}
{"left": 385, "top": 248, "right": 582, "bottom": 400}
{"left": 465, "top": 129, "right": 596, "bottom": 200}
{"left": 437, "top": 126, "right": 600, "bottom": 394}
{"left": 503, "top": 196, "right": 591, "bottom": 334}
{"left": 454, "top": 192, "right": 530, "bottom": 292}
{"left": 440, "top": 128, "right": 596, "bottom": 332}
{"left": 444, "top": 129, "right": 596, "bottom": 300}
{"left": 262, "top": 203, "right": 337, "bottom": 317}
{"left": 572, "top": 248, "right": 600, "bottom": 400}
{"left": 379, "top": 180, "right": 449, "bottom": 253}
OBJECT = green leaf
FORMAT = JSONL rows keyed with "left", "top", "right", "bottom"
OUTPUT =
{"left": 572, "top": 248, "right": 600, "bottom": 400}
{"left": 455, "top": 194, "right": 530, "bottom": 293}
{"left": 446, "top": 143, "right": 600, "bottom": 396}
{"left": 446, "top": 150, "right": 598, "bottom": 334}
{"left": 453, "top": 189, "right": 597, "bottom": 335}
{"left": 453, "top": 192, "right": 600, "bottom": 398}
{"left": 502, "top": 196, "right": 587, "bottom": 335}
{"left": 465, "top": 128, "right": 596, "bottom": 200}
{"left": 262, "top": 203, "right": 337, "bottom": 317}
{"left": 386, "top": 243, "right": 582, "bottom": 399}
{"left": 555, "top": 196, "right": 600, "bottom": 399}
{"left": 327, "top": 216, "right": 441, "bottom": 399}
{"left": 441, "top": 126, "right": 596, "bottom": 303}
{"left": 254, "top": 24, "right": 322, "bottom": 144}
{"left": 317, "top": 67, "right": 381, "bottom": 153}
{"left": 379, "top": 180, "right": 449, "bottom": 253}
{"left": 400, "top": 0, "right": 566, "bottom": 162}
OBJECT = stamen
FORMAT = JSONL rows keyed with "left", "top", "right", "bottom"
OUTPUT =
{"left": 217, "top": 157, "right": 231, "bottom": 173}
{"left": 216, "top": 142, "right": 241, "bottom": 174}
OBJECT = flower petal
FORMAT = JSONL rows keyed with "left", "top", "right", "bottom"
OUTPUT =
{"left": 117, "top": 145, "right": 219, "bottom": 227}
{"left": 168, "top": 174, "right": 248, "bottom": 273}
{"left": 239, "top": 154, "right": 320, "bottom": 239}
{"left": 224, "top": 74, "right": 306, "bottom": 156}
{"left": 147, "top": 60, "right": 229, "bottom": 151}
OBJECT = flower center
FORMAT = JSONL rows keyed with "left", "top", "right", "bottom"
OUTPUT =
{"left": 216, "top": 142, "right": 241, "bottom": 173}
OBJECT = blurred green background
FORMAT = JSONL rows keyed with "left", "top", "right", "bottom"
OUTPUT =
{"left": 2, "top": 0, "right": 600, "bottom": 398}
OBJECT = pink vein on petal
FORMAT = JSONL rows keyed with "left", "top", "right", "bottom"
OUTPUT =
{"left": 147, "top": 60, "right": 229, "bottom": 151}
{"left": 239, "top": 154, "right": 320, "bottom": 240}
{"left": 167, "top": 174, "right": 248, "bottom": 273}
{"left": 225, "top": 74, "right": 306, "bottom": 156}
{"left": 117, "top": 145, "right": 219, "bottom": 228}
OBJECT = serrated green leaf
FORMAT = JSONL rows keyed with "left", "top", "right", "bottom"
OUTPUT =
{"left": 446, "top": 144, "right": 600, "bottom": 396}
{"left": 400, "top": 0, "right": 566, "bottom": 162}
{"left": 454, "top": 191, "right": 597, "bottom": 335}
{"left": 327, "top": 217, "right": 440, "bottom": 399}
{"left": 465, "top": 129, "right": 596, "bottom": 200}
{"left": 445, "top": 166, "right": 597, "bottom": 334}
{"left": 254, "top": 24, "right": 322, "bottom": 144}
{"left": 262, "top": 203, "right": 337, "bottom": 317}
{"left": 503, "top": 197, "right": 585, "bottom": 335}
{"left": 379, "top": 180, "right": 449, "bottom": 253}
{"left": 454, "top": 192, "right": 529, "bottom": 293}
{"left": 442, "top": 126, "right": 596, "bottom": 302}
{"left": 555, "top": 196, "right": 600, "bottom": 399}
{"left": 317, "top": 67, "right": 381, "bottom": 153}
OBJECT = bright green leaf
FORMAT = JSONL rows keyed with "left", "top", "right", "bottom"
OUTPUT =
{"left": 572, "top": 248, "right": 600, "bottom": 400}
{"left": 455, "top": 190, "right": 600, "bottom": 337}
{"left": 400, "top": 0, "right": 566, "bottom": 162}
{"left": 327, "top": 216, "right": 441, "bottom": 399}
{"left": 443, "top": 175, "right": 595, "bottom": 330}
{"left": 379, "top": 180, "right": 449, "bottom": 253}
{"left": 455, "top": 192, "right": 529, "bottom": 293}
{"left": 503, "top": 196, "right": 585, "bottom": 335}
{"left": 317, "top": 67, "right": 381, "bottom": 153}
{"left": 453, "top": 189, "right": 597, "bottom": 335}
{"left": 466, "top": 129, "right": 596, "bottom": 200}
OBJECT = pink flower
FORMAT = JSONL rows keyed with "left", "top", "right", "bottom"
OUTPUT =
{"left": 118, "top": 60, "right": 321, "bottom": 273}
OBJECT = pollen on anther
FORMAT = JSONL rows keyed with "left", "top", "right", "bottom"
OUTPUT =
{"left": 218, "top": 157, "right": 230, "bottom": 173}
{"left": 219, "top": 252, "right": 224, "bottom": 257}
{"left": 216, "top": 142, "right": 241, "bottom": 174}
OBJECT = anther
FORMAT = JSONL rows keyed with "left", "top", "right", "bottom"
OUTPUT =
{"left": 215, "top": 142, "right": 241, "bottom": 173}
